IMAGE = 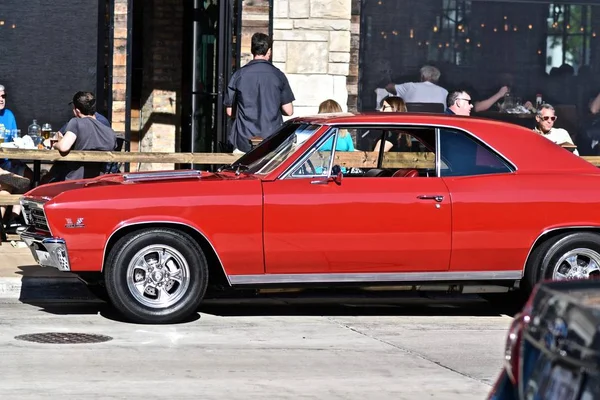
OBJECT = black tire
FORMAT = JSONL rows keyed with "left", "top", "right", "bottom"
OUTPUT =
{"left": 524, "top": 231, "right": 600, "bottom": 293}
{"left": 105, "top": 228, "right": 208, "bottom": 324}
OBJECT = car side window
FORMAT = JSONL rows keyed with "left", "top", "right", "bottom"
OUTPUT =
{"left": 290, "top": 129, "right": 337, "bottom": 177}
{"left": 439, "top": 128, "right": 513, "bottom": 177}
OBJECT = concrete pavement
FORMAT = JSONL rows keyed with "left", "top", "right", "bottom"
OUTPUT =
{"left": 0, "top": 236, "right": 93, "bottom": 300}
{"left": 0, "top": 299, "right": 511, "bottom": 399}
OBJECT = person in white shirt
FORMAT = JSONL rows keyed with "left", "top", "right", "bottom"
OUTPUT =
{"left": 385, "top": 65, "right": 448, "bottom": 106}
{"left": 533, "top": 103, "right": 579, "bottom": 156}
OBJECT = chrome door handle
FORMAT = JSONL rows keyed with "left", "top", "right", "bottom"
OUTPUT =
{"left": 417, "top": 195, "right": 444, "bottom": 202}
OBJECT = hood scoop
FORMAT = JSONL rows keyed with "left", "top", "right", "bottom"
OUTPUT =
{"left": 122, "top": 170, "right": 202, "bottom": 183}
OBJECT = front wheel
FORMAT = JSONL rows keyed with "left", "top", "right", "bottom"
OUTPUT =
{"left": 105, "top": 228, "right": 208, "bottom": 324}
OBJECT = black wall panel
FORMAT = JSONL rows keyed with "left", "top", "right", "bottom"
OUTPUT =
{"left": 0, "top": 1, "right": 101, "bottom": 133}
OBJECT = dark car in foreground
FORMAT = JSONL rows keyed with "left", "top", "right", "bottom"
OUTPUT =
{"left": 489, "top": 279, "right": 600, "bottom": 400}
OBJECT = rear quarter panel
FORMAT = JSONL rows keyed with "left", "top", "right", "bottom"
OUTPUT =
{"left": 43, "top": 178, "right": 264, "bottom": 275}
{"left": 446, "top": 172, "right": 600, "bottom": 272}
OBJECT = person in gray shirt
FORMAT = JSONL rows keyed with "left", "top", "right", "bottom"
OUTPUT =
{"left": 43, "top": 91, "right": 117, "bottom": 182}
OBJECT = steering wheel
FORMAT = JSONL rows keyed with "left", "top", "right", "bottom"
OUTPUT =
{"left": 303, "top": 159, "right": 317, "bottom": 175}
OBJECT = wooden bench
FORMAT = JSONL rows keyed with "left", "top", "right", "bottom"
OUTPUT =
{"left": 0, "top": 148, "right": 599, "bottom": 207}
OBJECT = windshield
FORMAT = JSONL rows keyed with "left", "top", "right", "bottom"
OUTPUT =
{"left": 234, "top": 122, "right": 322, "bottom": 175}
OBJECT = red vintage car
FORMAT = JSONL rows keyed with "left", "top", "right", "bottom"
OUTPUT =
{"left": 18, "top": 113, "right": 600, "bottom": 323}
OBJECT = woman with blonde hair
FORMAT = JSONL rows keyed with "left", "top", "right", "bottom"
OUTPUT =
{"left": 318, "top": 99, "right": 354, "bottom": 151}
{"left": 374, "top": 96, "right": 410, "bottom": 152}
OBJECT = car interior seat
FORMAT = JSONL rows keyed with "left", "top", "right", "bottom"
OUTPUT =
{"left": 364, "top": 168, "right": 394, "bottom": 177}
{"left": 392, "top": 169, "right": 420, "bottom": 177}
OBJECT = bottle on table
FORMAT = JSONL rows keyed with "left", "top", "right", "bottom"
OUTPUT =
{"left": 28, "top": 119, "right": 43, "bottom": 146}
{"left": 535, "top": 94, "right": 543, "bottom": 109}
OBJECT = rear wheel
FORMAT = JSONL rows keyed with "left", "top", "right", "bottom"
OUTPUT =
{"left": 105, "top": 228, "right": 208, "bottom": 324}
{"left": 524, "top": 232, "right": 600, "bottom": 292}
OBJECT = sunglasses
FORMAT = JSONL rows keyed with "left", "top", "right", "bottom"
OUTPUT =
{"left": 540, "top": 115, "right": 557, "bottom": 121}
{"left": 457, "top": 97, "right": 472, "bottom": 105}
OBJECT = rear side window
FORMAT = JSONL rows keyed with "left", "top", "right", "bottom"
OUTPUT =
{"left": 439, "top": 128, "right": 513, "bottom": 177}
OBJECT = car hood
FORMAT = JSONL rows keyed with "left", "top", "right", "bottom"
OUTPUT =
{"left": 23, "top": 170, "right": 251, "bottom": 201}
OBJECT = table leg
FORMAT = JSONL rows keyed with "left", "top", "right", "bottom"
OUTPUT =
{"left": 33, "top": 161, "right": 41, "bottom": 187}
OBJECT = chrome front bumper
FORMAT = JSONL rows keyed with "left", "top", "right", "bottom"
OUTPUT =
{"left": 20, "top": 228, "right": 71, "bottom": 272}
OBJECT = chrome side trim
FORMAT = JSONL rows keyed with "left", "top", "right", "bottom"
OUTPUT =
{"left": 522, "top": 225, "right": 600, "bottom": 271}
{"left": 122, "top": 170, "right": 202, "bottom": 182}
{"left": 435, "top": 127, "right": 441, "bottom": 177}
{"left": 228, "top": 270, "right": 522, "bottom": 285}
{"left": 102, "top": 221, "right": 230, "bottom": 285}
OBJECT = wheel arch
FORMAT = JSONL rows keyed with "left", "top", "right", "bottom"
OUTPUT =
{"left": 102, "top": 222, "right": 230, "bottom": 286}
{"left": 524, "top": 226, "right": 600, "bottom": 271}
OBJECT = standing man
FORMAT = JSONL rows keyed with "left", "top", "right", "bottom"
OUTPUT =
{"left": 445, "top": 90, "right": 474, "bottom": 116}
{"left": 533, "top": 103, "right": 579, "bottom": 155}
{"left": 43, "top": 91, "right": 117, "bottom": 182}
{"left": 224, "top": 32, "right": 295, "bottom": 154}
{"left": 386, "top": 65, "right": 448, "bottom": 106}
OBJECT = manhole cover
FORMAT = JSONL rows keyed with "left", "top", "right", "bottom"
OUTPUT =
{"left": 14, "top": 332, "right": 113, "bottom": 344}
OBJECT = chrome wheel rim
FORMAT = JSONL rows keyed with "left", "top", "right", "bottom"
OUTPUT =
{"left": 126, "top": 245, "right": 190, "bottom": 309}
{"left": 552, "top": 248, "right": 600, "bottom": 280}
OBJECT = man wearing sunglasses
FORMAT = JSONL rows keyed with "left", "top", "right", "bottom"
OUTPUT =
{"left": 445, "top": 90, "right": 473, "bottom": 116}
{"left": 533, "top": 103, "right": 578, "bottom": 155}
{"left": 0, "top": 84, "right": 16, "bottom": 135}
{"left": 0, "top": 84, "right": 33, "bottom": 238}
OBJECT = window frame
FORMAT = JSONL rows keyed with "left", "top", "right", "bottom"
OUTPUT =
{"left": 278, "top": 123, "right": 517, "bottom": 180}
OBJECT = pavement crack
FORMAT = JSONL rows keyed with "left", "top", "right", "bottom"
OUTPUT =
{"left": 326, "top": 317, "right": 491, "bottom": 387}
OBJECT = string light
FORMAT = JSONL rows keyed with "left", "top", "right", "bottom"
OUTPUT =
{"left": 11, "top": 24, "right": 16, "bottom": 29}
{"left": 528, "top": 24, "right": 533, "bottom": 29}
{"left": 0, "top": 21, "right": 4, "bottom": 26}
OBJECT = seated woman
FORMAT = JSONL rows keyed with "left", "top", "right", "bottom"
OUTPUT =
{"left": 374, "top": 96, "right": 409, "bottom": 152}
{"left": 317, "top": 99, "right": 354, "bottom": 152}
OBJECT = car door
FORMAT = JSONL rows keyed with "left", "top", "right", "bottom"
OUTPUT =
{"left": 437, "top": 127, "right": 529, "bottom": 273}
{"left": 262, "top": 126, "right": 452, "bottom": 276}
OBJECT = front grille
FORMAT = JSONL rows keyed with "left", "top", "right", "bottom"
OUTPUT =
{"left": 22, "top": 200, "right": 50, "bottom": 232}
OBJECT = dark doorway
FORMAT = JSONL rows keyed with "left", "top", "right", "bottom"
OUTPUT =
{"left": 181, "top": 0, "right": 242, "bottom": 166}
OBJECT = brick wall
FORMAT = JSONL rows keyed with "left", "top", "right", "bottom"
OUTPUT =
{"left": 240, "top": 0, "right": 270, "bottom": 67}
{"left": 138, "top": 0, "right": 184, "bottom": 170}
{"left": 111, "top": 0, "right": 128, "bottom": 136}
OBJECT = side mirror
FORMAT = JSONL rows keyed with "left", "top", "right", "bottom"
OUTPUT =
{"left": 331, "top": 165, "right": 343, "bottom": 185}
{"left": 311, "top": 165, "right": 343, "bottom": 185}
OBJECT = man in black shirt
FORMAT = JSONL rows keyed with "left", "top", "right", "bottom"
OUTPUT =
{"left": 43, "top": 91, "right": 117, "bottom": 182}
{"left": 224, "top": 32, "right": 295, "bottom": 153}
